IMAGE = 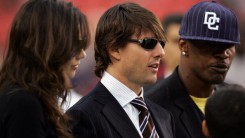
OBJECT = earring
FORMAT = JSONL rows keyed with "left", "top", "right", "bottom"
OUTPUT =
{"left": 182, "top": 51, "right": 187, "bottom": 56}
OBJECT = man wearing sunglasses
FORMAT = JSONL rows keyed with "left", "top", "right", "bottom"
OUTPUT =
{"left": 146, "top": 1, "right": 240, "bottom": 138}
{"left": 66, "top": 2, "right": 174, "bottom": 138}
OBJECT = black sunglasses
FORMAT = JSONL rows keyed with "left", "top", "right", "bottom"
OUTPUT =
{"left": 128, "top": 38, "right": 165, "bottom": 50}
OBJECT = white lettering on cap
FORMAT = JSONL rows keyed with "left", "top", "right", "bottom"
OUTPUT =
{"left": 204, "top": 12, "right": 220, "bottom": 30}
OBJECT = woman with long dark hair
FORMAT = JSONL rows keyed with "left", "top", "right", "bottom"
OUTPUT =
{"left": 0, "top": 0, "right": 90, "bottom": 137}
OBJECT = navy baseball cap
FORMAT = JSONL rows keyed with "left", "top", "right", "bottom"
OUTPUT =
{"left": 179, "top": 1, "right": 240, "bottom": 44}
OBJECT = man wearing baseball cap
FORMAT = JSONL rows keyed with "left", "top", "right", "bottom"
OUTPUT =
{"left": 146, "top": 1, "right": 240, "bottom": 138}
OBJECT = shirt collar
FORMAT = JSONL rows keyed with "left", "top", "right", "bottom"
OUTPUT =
{"left": 101, "top": 71, "right": 144, "bottom": 107}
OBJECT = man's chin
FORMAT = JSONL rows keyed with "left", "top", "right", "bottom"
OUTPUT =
{"left": 144, "top": 77, "right": 157, "bottom": 85}
{"left": 209, "top": 77, "right": 226, "bottom": 84}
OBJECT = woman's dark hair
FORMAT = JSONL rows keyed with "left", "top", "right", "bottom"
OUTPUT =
{"left": 0, "top": 0, "right": 90, "bottom": 137}
{"left": 94, "top": 2, "right": 165, "bottom": 77}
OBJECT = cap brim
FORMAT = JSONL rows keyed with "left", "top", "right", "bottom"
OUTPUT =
{"left": 180, "top": 36, "right": 240, "bottom": 45}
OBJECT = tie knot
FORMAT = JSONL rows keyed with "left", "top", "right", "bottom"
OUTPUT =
{"left": 130, "top": 97, "right": 148, "bottom": 112}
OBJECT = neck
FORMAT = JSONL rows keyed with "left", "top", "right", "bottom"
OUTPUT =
{"left": 178, "top": 67, "right": 214, "bottom": 98}
{"left": 106, "top": 67, "right": 142, "bottom": 95}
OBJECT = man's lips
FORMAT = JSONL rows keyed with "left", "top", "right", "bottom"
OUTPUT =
{"left": 148, "top": 63, "right": 159, "bottom": 73}
{"left": 210, "top": 63, "right": 229, "bottom": 73}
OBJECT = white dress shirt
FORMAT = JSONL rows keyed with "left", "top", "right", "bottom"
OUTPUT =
{"left": 101, "top": 71, "right": 144, "bottom": 138}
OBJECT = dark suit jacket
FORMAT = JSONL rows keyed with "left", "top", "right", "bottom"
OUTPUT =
{"left": 66, "top": 82, "right": 174, "bottom": 138}
{"left": 145, "top": 68, "right": 205, "bottom": 138}
{"left": 0, "top": 85, "right": 57, "bottom": 138}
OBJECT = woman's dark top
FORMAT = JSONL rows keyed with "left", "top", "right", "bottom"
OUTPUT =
{"left": 0, "top": 86, "right": 57, "bottom": 138}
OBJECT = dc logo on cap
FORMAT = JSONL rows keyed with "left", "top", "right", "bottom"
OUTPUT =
{"left": 204, "top": 12, "right": 220, "bottom": 30}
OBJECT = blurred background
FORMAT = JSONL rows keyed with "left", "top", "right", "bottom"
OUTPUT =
{"left": 1, "top": 0, "right": 244, "bottom": 99}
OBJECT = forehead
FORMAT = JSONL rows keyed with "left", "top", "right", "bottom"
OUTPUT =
{"left": 132, "top": 31, "right": 155, "bottom": 39}
{"left": 133, "top": 26, "right": 165, "bottom": 40}
{"left": 166, "top": 24, "right": 180, "bottom": 38}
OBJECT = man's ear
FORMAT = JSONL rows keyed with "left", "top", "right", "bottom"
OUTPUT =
{"left": 202, "top": 120, "right": 209, "bottom": 137}
{"left": 109, "top": 47, "right": 121, "bottom": 61}
{"left": 179, "top": 39, "right": 189, "bottom": 56}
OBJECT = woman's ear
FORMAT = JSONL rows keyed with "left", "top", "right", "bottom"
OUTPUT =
{"left": 202, "top": 120, "right": 209, "bottom": 137}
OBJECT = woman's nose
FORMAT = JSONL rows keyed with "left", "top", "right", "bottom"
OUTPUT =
{"left": 76, "top": 49, "right": 86, "bottom": 60}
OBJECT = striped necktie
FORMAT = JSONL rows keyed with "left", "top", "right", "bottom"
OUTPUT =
{"left": 131, "top": 97, "right": 159, "bottom": 138}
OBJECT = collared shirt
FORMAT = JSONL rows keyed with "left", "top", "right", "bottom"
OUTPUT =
{"left": 101, "top": 71, "right": 143, "bottom": 138}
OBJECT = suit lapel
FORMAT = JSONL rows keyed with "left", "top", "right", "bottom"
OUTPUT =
{"left": 175, "top": 97, "right": 204, "bottom": 138}
{"left": 146, "top": 100, "right": 167, "bottom": 138}
{"left": 94, "top": 83, "right": 141, "bottom": 138}
{"left": 167, "top": 68, "right": 205, "bottom": 138}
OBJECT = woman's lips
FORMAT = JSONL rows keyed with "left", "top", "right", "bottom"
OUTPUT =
{"left": 71, "top": 65, "right": 79, "bottom": 70}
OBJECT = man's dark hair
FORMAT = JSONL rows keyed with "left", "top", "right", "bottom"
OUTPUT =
{"left": 162, "top": 13, "right": 183, "bottom": 33}
{"left": 94, "top": 2, "right": 165, "bottom": 78}
{"left": 205, "top": 84, "right": 245, "bottom": 138}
